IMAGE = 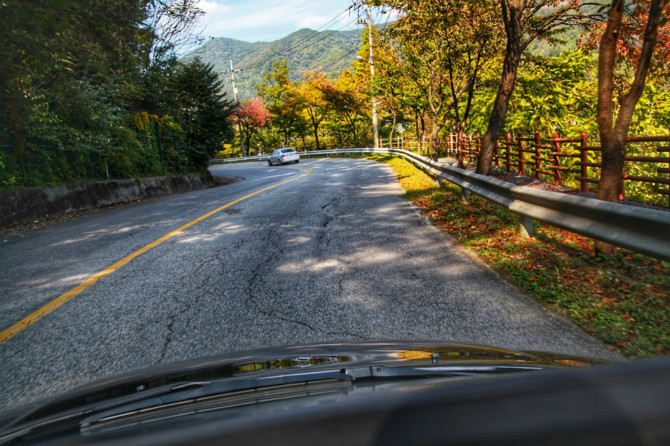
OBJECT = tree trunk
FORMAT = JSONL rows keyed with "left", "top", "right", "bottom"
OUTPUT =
{"left": 456, "top": 128, "right": 466, "bottom": 169}
{"left": 314, "top": 127, "right": 320, "bottom": 150}
{"left": 429, "top": 118, "right": 440, "bottom": 161}
{"left": 389, "top": 112, "right": 397, "bottom": 148}
{"left": 596, "top": 0, "right": 624, "bottom": 208}
{"left": 476, "top": 0, "right": 524, "bottom": 175}
{"left": 595, "top": 0, "right": 666, "bottom": 256}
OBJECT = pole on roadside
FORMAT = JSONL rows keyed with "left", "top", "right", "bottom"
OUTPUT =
{"left": 367, "top": 5, "right": 379, "bottom": 149}
{"left": 224, "top": 60, "right": 245, "bottom": 156}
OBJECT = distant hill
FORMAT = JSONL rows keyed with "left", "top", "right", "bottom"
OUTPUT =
{"left": 183, "top": 28, "right": 364, "bottom": 101}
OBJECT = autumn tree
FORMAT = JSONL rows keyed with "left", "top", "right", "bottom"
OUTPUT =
{"left": 590, "top": 0, "right": 669, "bottom": 255}
{"left": 352, "top": 24, "right": 414, "bottom": 149}
{"left": 256, "top": 61, "right": 309, "bottom": 147}
{"left": 229, "top": 98, "right": 271, "bottom": 154}
{"left": 324, "top": 70, "right": 368, "bottom": 147}
{"left": 295, "top": 70, "right": 334, "bottom": 150}
{"left": 378, "top": 0, "right": 501, "bottom": 160}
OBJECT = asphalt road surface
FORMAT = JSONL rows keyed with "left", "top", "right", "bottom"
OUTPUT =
{"left": 0, "top": 158, "right": 618, "bottom": 411}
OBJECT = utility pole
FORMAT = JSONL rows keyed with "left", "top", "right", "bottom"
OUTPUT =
{"left": 223, "top": 60, "right": 245, "bottom": 155}
{"left": 357, "top": 4, "right": 379, "bottom": 149}
{"left": 367, "top": 4, "right": 379, "bottom": 148}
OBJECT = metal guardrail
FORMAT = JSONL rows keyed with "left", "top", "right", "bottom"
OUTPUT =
{"left": 209, "top": 149, "right": 387, "bottom": 163}
{"left": 210, "top": 148, "right": 670, "bottom": 261}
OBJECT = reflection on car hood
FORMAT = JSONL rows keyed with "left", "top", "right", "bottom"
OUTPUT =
{"left": 0, "top": 341, "right": 601, "bottom": 429}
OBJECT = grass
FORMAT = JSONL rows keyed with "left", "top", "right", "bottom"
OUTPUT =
{"left": 366, "top": 154, "right": 669, "bottom": 358}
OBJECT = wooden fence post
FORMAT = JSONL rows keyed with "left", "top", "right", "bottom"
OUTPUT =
{"left": 551, "top": 133, "right": 562, "bottom": 185}
{"left": 580, "top": 132, "right": 588, "bottom": 192}
{"left": 535, "top": 132, "right": 542, "bottom": 180}
{"left": 476, "top": 133, "right": 483, "bottom": 165}
{"left": 468, "top": 134, "right": 474, "bottom": 163}
{"left": 506, "top": 133, "right": 512, "bottom": 172}
{"left": 518, "top": 133, "right": 525, "bottom": 175}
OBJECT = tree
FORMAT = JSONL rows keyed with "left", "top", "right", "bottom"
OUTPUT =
{"left": 475, "top": 0, "right": 588, "bottom": 175}
{"left": 295, "top": 70, "right": 333, "bottom": 150}
{"left": 0, "top": 0, "right": 151, "bottom": 184}
{"left": 229, "top": 98, "right": 271, "bottom": 155}
{"left": 324, "top": 71, "right": 368, "bottom": 147}
{"left": 145, "top": 0, "right": 204, "bottom": 68}
{"left": 505, "top": 50, "right": 598, "bottom": 136}
{"left": 0, "top": 0, "right": 221, "bottom": 186}
{"left": 256, "top": 61, "right": 309, "bottom": 147}
{"left": 379, "top": 0, "right": 501, "bottom": 160}
{"left": 592, "top": 0, "right": 668, "bottom": 255}
{"left": 352, "top": 23, "right": 412, "bottom": 149}
{"left": 169, "top": 59, "right": 234, "bottom": 169}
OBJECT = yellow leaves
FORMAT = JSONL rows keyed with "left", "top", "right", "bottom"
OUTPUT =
{"left": 133, "top": 111, "right": 159, "bottom": 131}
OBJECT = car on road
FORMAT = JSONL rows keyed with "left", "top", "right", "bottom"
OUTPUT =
{"left": 268, "top": 148, "right": 300, "bottom": 166}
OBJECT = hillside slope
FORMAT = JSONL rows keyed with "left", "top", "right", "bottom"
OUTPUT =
{"left": 184, "top": 28, "right": 364, "bottom": 101}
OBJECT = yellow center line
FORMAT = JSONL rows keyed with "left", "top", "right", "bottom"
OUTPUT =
{"left": 0, "top": 167, "right": 314, "bottom": 344}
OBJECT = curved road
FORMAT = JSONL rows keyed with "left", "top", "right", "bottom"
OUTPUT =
{"left": 0, "top": 158, "right": 617, "bottom": 411}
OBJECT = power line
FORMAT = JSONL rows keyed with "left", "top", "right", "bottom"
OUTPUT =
{"left": 234, "top": 17, "right": 360, "bottom": 75}
{"left": 237, "top": 6, "right": 355, "bottom": 72}
{"left": 269, "top": 8, "right": 353, "bottom": 59}
{"left": 319, "top": 48, "right": 360, "bottom": 72}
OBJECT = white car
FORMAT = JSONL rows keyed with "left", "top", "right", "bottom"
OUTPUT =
{"left": 268, "top": 148, "right": 300, "bottom": 166}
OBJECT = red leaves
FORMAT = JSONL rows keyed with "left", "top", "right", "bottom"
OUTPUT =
{"left": 228, "top": 97, "right": 271, "bottom": 128}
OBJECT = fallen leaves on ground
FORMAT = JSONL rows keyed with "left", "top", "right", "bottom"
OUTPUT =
{"left": 378, "top": 155, "right": 670, "bottom": 359}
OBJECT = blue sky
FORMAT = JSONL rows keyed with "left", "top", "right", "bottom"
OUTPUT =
{"left": 199, "top": 0, "right": 393, "bottom": 42}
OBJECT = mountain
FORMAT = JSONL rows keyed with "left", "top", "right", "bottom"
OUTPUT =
{"left": 183, "top": 28, "right": 364, "bottom": 101}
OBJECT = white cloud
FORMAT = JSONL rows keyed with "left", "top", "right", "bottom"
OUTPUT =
{"left": 297, "top": 15, "right": 331, "bottom": 29}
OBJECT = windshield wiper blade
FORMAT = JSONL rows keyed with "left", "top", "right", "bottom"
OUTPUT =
{"left": 343, "top": 364, "right": 545, "bottom": 380}
{"left": 2, "top": 364, "right": 544, "bottom": 442}
{"left": 81, "top": 364, "right": 544, "bottom": 428}
{"left": 0, "top": 381, "right": 212, "bottom": 444}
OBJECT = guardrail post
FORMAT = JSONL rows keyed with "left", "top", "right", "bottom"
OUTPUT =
{"left": 519, "top": 216, "right": 534, "bottom": 238}
{"left": 461, "top": 187, "right": 470, "bottom": 202}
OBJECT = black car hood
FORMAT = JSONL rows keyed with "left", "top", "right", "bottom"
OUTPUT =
{"left": 0, "top": 341, "right": 602, "bottom": 431}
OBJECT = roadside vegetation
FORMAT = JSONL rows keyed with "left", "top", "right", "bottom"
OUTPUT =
{"left": 1, "top": 1, "right": 233, "bottom": 189}
{"left": 371, "top": 154, "right": 669, "bottom": 358}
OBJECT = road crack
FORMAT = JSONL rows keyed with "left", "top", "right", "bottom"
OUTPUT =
{"left": 243, "top": 225, "right": 366, "bottom": 341}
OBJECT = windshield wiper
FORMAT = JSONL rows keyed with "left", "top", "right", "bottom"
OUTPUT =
{"left": 79, "top": 365, "right": 543, "bottom": 429}
{"left": 1, "top": 364, "right": 543, "bottom": 443}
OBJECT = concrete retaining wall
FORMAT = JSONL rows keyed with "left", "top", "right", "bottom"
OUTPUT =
{"left": 0, "top": 172, "right": 214, "bottom": 227}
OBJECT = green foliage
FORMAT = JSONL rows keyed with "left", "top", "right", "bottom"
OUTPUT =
{"left": 0, "top": 1, "right": 233, "bottom": 188}
{"left": 505, "top": 50, "right": 599, "bottom": 136}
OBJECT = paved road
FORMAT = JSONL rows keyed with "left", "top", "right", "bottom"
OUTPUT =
{"left": 0, "top": 158, "right": 617, "bottom": 411}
